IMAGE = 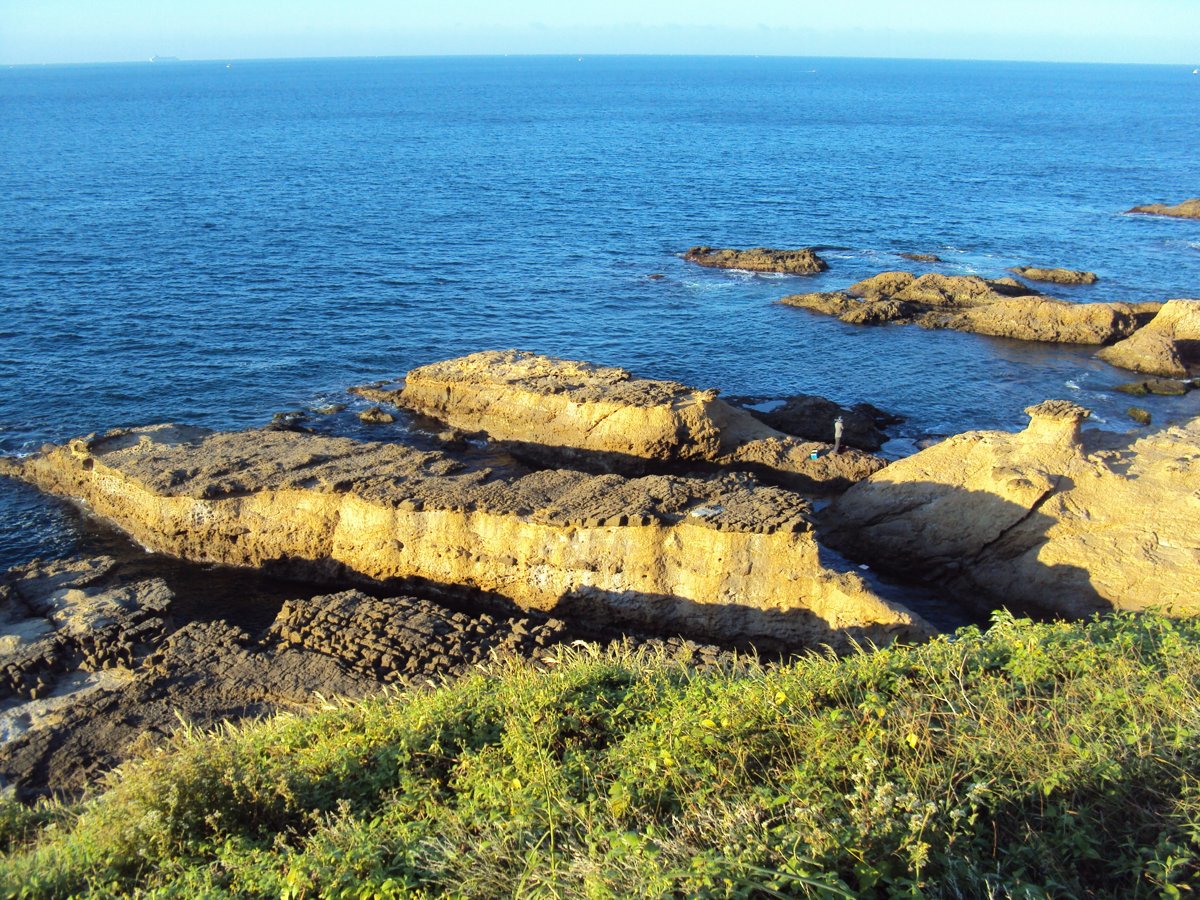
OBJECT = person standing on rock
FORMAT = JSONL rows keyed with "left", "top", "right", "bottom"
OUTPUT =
{"left": 833, "top": 416, "right": 844, "bottom": 454}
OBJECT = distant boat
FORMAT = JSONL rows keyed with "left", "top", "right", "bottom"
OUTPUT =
{"left": 149, "top": 55, "right": 180, "bottom": 63}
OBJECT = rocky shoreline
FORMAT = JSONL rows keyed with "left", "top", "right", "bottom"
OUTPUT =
{"left": 0, "top": 554, "right": 732, "bottom": 800}
{"left": 2, "top": 340, "right": 1199, "bottom": 801}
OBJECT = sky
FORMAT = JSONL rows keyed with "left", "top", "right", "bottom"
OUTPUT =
{"left": 2, "top": 0, "right": 1198, "bottom": 66}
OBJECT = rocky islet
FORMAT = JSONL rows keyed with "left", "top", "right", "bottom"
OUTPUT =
{"left": 682, "top": 246, "right": 828, "bottom": 274}
{"left": 1010, "top": 265, "right": 1099, "bottom": 285}
{"left": 781, "top": 271, "right": 1151, "bottom": 346}
{"left": 1127, "top": 198, "right": 1200, "bottom": 220}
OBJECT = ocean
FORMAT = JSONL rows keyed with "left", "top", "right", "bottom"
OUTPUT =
{"left": 2, "top": 55, "right": 1198, "bottom": 570}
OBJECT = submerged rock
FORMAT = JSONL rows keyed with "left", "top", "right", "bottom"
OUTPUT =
{"left": 822, "top": 401, "right": 1200, "bottom": 618}
{"left": 0, "top": 425, "right": 929, "bottom": 651}
{"left": 1114, "top": 378, "right": 1191, "bottom": 396}
{"left": 381, "top": 351, "right": 885, "bottom": 492}
{"left": 1011, "top": 266, "right": 1098, "bottom": 285}
{"left": 1127, "top": 198, "right": 1200, "bottom": 220}
{"left": 782, "top": 270, "right": 1143, "bottom": 345}
{"left": 683, "top": 246, "right": 828, "bottom": 274}
{"left": 358, "top": 406, "right": 395, "bottom": 425}
{"left": 1126, "top": 406, "right": 1152, "bottom": 426}
{"left": 1096, "top": 299, "right": 1200, "bottom": 377}
{"left": 898, "top": 252, "right": 941, "bottom": 263}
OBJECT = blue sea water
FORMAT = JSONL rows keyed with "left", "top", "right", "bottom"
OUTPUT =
{"left": 1, "top": 56, "right": 1198, "bottom": 571}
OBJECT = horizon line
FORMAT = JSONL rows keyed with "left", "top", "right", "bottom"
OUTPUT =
{"left": 4, "top": 51, "right": 1198, "bottom": 69}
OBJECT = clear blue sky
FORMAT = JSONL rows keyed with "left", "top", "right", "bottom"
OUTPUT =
{"left": 2, "top": 0, "right": 1197, "bottom": 65}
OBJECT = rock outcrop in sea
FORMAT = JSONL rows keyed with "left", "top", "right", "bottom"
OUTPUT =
{"left": 782, "top": 270, "right": 1151, "bottom": 345}
{"left": 822, "top": 401, "right": 1200, "bottom": 618}
{"left": 1010, "top": 266, "right": 1098, "bottom": 285}
{"left": 0, "top": 424, "right": 929, "bottom": 651}
{"left": 1127, "top": 198, "right": 1200, "bottom": 220}
{"left": 683, "top": 246, "right": 828, "bottom": 274}
{"left": 359, "top": 351, "right": 884, "bottom": 492}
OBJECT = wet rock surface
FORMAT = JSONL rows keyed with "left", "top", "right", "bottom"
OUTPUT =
{"left": 1114, "top": 377, "right": 1194, "bottom": 396}
{"left": 683, "top": 246, "right": 828, "bottom": 274}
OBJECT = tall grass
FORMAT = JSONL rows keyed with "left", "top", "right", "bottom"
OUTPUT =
{"left": 2, "top": 611, "right": 1199, "bottom": 897}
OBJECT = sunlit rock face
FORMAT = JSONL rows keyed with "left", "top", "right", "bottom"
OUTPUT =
{"left": 824, "top": 401, "right": 1200, "bottom": 618}
{"left": 1, "top": 424, "right": 930, "bottom": 651}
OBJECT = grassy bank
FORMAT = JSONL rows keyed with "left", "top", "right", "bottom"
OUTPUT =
{"left": 2, "top": 611, "right": 1199, "bottom": 897}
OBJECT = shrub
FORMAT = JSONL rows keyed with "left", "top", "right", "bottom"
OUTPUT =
{"left": 2, "top": 611, "right": 1199, "bottom": 897}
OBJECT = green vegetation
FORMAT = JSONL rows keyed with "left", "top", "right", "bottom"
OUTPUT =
{"left": 3, "top": 611, "right": 1200, "bottom": 897}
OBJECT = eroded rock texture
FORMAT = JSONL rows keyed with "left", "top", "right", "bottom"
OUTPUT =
{"left": 370, "top": 351, "right": 885, "bottom": 491}
{"left": 0, "top": 556, "right": 735, "bottom": 800}
{"left": 823, "top": 401, "right": 1200, "bottom": 618}
{"left": 0, "top": 425, "right": 929, "bottom": 650}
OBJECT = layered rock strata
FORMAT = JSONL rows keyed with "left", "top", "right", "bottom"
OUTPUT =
{"left": 683, "top": 246, "right": 828, "bottom": 274}
{"left": 1096, "top": 299, "right": 1200, "bottom": 377}
{"left": 822, "top": 401, "right": 1200, "bottom": 618}
{"left": 0, "top": 425, "right": 929, "bottom": 650}
{"left": 369, "top": 351, "right": 885, "bottom": 491}
{"left": 1127, "top": 199, "right": 1200, "bottom": 220}
{"left": 1011, "top": 266, "right": 1098, "bottom": 285}
{"left": 782, "top": 271, "right": 1147, "bottom": 345}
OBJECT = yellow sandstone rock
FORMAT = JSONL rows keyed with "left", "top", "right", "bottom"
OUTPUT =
{"left": 783, "top": 272, "right": 1144, "bottom": 345}
{"left": 824, "top": 401, "right": 1200, "bottom": 617}
{"left": 361, "top": 350, "right": 884, "bottom": 493}
{"left": 0, "top": 425, "right": 930, "bottom": 650}
{"left": 1096, "top": 299, "right": 1200, "bottom": 378}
